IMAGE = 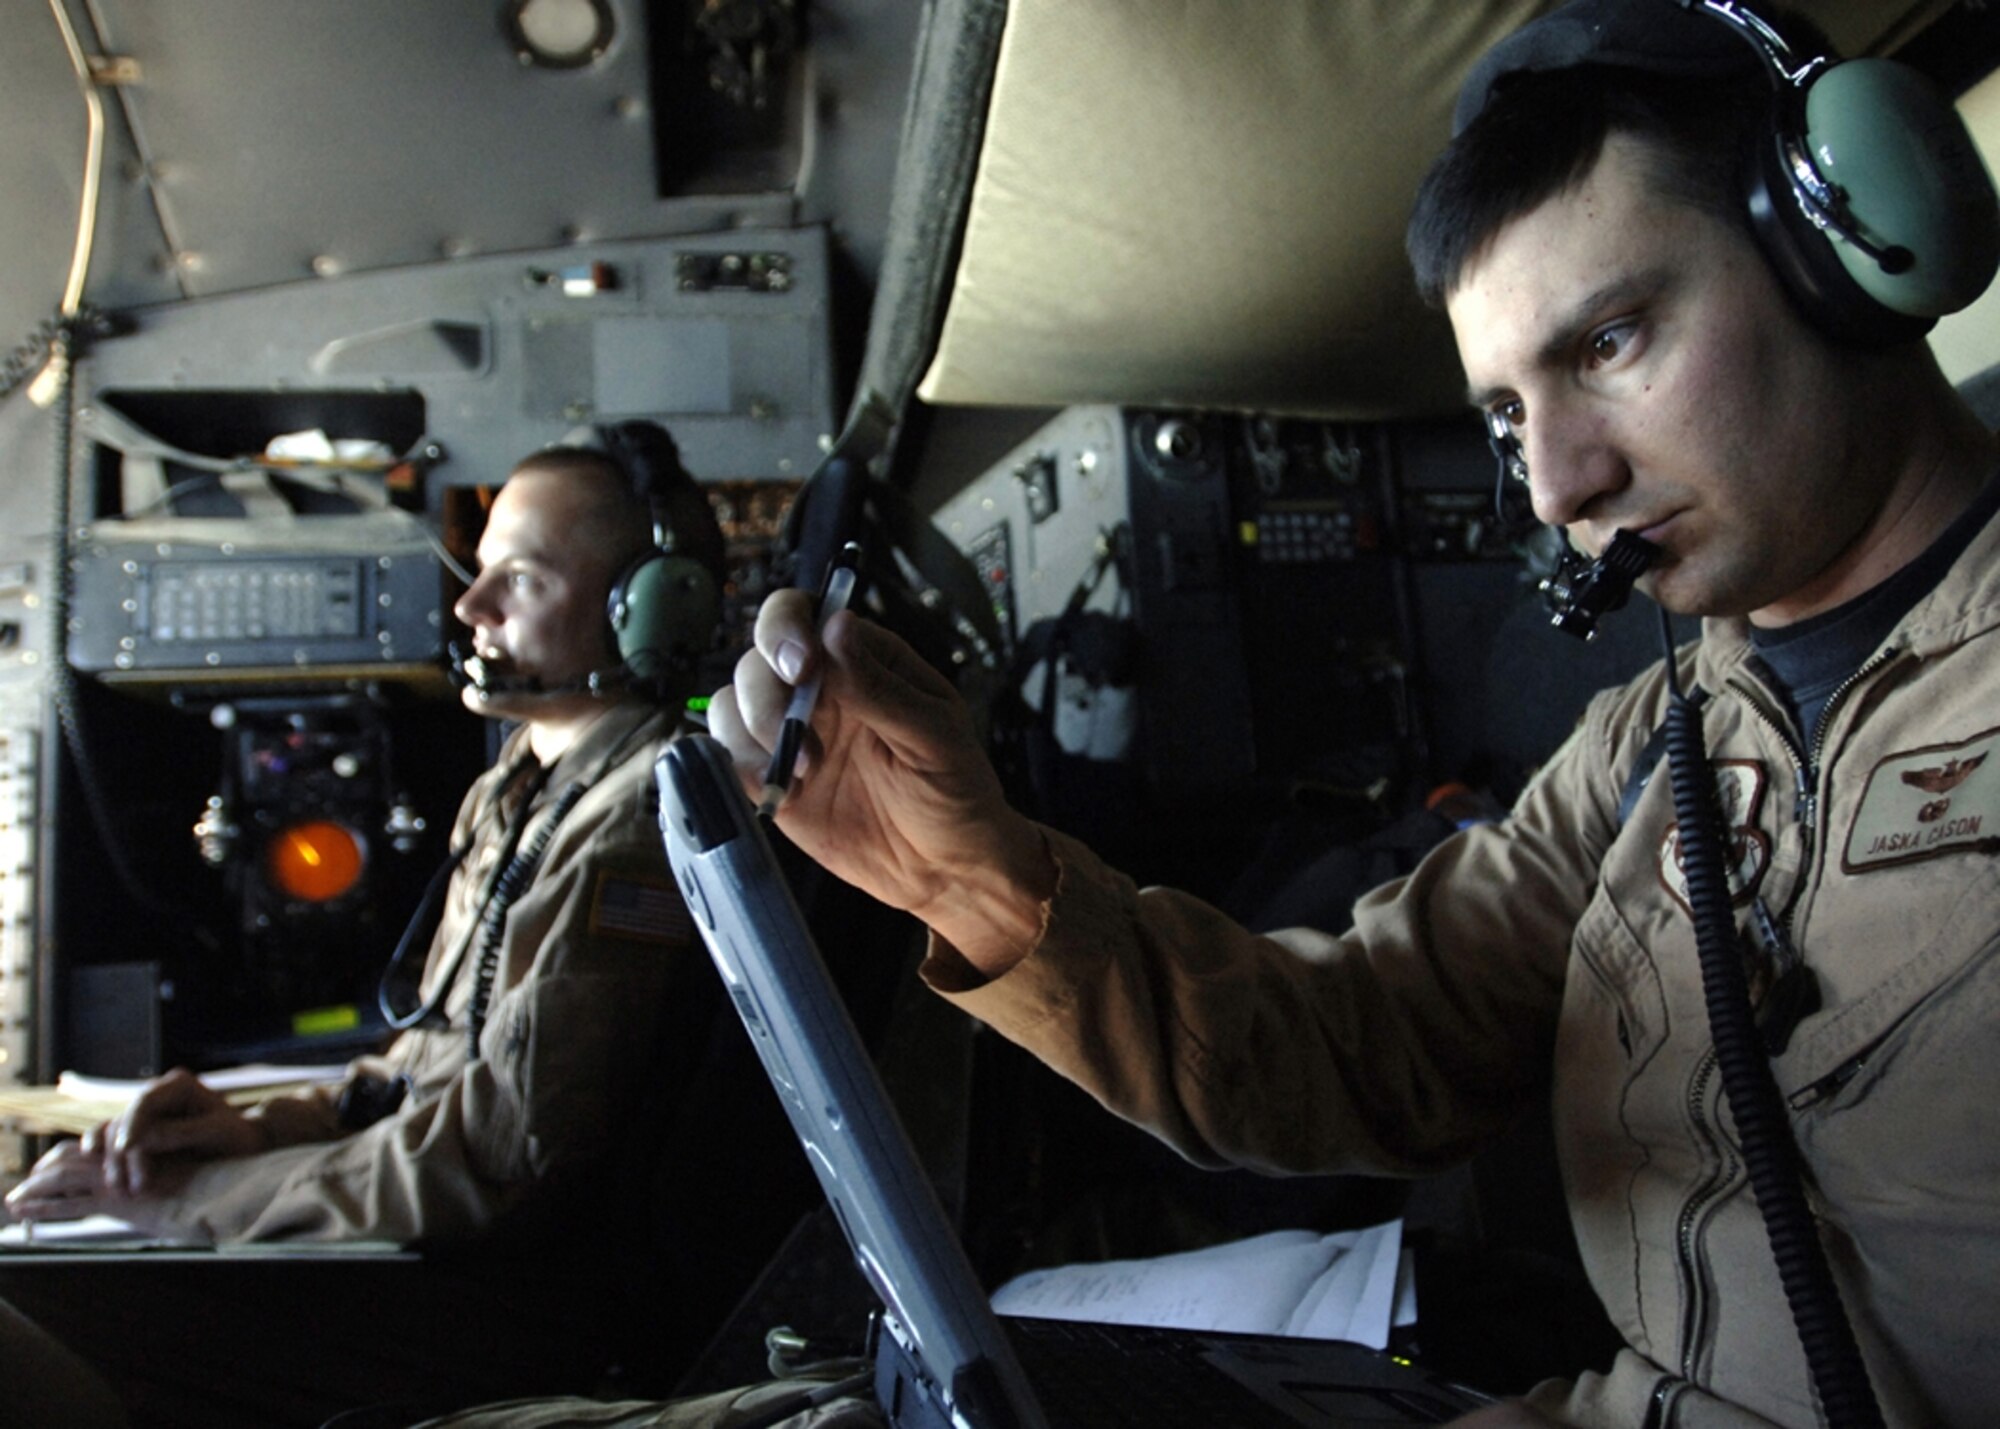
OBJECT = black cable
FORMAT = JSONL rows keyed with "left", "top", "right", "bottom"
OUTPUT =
{"left": 0, "top": 308, "right": 114, "bottom": 403}
{"left": 375, "top": 846, "right": 470, "bottom": 1030}
{"left": 40, "top": 316, "right": 223, "bottom": 955}
{"left": 0, "top": 320, "right": 61, "bottom": 402}
{"left": 465, "top": 780, "right": 587, "bottom": 1058}
{"left": 381, "top": 714, "right": 658, "bottom": 1043}
{"left": 377, "top": 755, "right": 550, "bottom": 1033}
{"left": 1654, "top": 604, "right": 1884, "bottom": 1428}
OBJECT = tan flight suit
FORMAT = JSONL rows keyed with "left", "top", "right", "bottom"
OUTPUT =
{"left": 932, "top": 502, "right": 2000, "bottom": 1426}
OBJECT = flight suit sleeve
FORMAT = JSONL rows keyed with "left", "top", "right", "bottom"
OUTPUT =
{"left": 145, "top": 756, "right": 693, "bottom": 1246}
{"left": 928, "top": 683, "right": 1642, "bottom": 1178}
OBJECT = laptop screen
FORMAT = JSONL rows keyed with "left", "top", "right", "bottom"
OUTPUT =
{"left": 658, "top": 735, "right": 1051, "bottom": 1429}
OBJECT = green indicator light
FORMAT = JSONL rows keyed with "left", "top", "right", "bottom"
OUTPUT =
{"left": 293, "top": 1004, "right": 361, "bottom": 1037}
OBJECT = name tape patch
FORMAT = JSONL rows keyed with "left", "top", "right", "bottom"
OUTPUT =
{"left": 1843, "top": 726, "right": 2000, "bottom": 873}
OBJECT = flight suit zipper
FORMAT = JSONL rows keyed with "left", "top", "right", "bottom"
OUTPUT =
{"left": 1723, "top": 648, "right": 1903, "bottom": 1050}
{"left": 1805, "top": 645, "right": 1902, "bottom": 834}
{"left": 1674, "top": 1047, "right": 1728, "bottom": 1378}
{"left": 1667, "top": 651, "right": 1902, "bottom": 1387}
{"left": 1643, "top": 1372, "right": 1688, "bottom": 1429}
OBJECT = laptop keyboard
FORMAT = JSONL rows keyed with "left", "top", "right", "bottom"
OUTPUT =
{"left": 1005, "top": 1317, "right": 1316, "bottom": 1427}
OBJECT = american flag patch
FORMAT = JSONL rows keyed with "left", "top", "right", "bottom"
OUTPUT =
{"left": 589, "top": 872, "right": 692, "bottom": 944}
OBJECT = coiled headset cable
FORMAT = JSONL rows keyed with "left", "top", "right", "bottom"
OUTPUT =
{"left": 1653, "top": 603, "right": 1884, "bottom": 1429}
{"left": 377, "top": 757, "right": 554, "bottom": 1035}
{"left": 462, "top": 780, "right": 586, "bottom": 1057}
{"left": 1546, "top": 528, "right": 1883, "bottom": 1425}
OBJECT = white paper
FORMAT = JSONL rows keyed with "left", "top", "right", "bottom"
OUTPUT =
{"left": 991, "top": 1219, "right": 1409, "bottom": 1349}
{"left": 0, "top": 1216, "right": 409, "bottom": 1258}
{"left": 55, "top": 1063, "right": 347, "bottom": 1102}
{"left": 0, "top": 1214, "right": 152, "bottom": 1246}
{"left": 264, "top": 429, "right": 393, "bottom": 464}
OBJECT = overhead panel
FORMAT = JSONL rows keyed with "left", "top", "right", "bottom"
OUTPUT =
{"left": 917, "top": 0, "right": 1957, "bottom": 422}
{"left": 2, "top": 0, "right": 921, "bottom": 359}
{"left": 81, "top": 0, "right": 794, "bottom": 300}
{"left": 77, "top": 227, "right": 837, "bottom": 488}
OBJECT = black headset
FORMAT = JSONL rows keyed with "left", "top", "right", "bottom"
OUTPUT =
{"left": 585, "top": 420, "right": 725, "bottom": 704}
{"left": 1703, "top": 0, "right": 2000, "bottom": 345}
{"left": 1457, "top": 0, "right": 2000, "bottom": 347}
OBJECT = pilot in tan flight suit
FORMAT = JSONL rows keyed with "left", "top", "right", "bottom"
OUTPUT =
{"left": 2, "top": 423, "right": 748, "bottom": 1427}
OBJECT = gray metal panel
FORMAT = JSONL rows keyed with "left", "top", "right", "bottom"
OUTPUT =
{"left": 792, "top": 0, "right": 928, "bottom": 285}
{"left": 931, "top": 405, "right": 1128, "bottom": 642}
{"left": 66, "top": 527, "right": 444, "bottom": 675}
{"left": 85, "top": 0, "right": 796, "bottom": 298}
{"left": 0, "top": 5, "right": 91, "bottom": 351}
{"left": 0, "top": 0, "right": 179, "bottom": 355}
{"left": 930, "top": 405, "right": 1259, "bottom": 797}
{"left": 3, "top": 0, "right": 916, "bottom": 366}
{"left": 78, "top": 228, "right": 838, "bottom": 486}
{"left": 0, "top": 395, "right": 61, "bottom": 692}
{"left": 0, "top": 373, "right": 61, "bottom": 1137}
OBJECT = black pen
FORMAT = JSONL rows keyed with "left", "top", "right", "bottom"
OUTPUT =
{"left": 757, "top": 543, "right": 861, "bottom": 817}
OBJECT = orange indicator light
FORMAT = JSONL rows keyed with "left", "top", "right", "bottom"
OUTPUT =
{"left": 267, "top": 820, "right": 365, "bottom": 902}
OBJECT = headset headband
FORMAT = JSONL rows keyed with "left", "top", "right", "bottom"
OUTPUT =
{"left": 1453, "top": 0, "right": 1758, "bottom": 136}
{"left": 1451, "top": 0, "right": 2000, "bottom": 339}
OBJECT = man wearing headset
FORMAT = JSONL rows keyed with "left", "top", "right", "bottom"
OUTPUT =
{"left": 0, "top": 423, "right": 755, "bottom": 1423}
{"left": 708, "top": 3, "right": 2000, "bottom": 1426}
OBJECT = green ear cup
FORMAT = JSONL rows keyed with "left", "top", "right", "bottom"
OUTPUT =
{"left": 608, "top": 552, "right": 721, "bottom": 697}
{"left": 1804, "top": 58, "right": 2000, "bottom": 318}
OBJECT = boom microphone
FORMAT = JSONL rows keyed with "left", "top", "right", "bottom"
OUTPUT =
{"left": 447, "top": 641, "right": 634, "bottom": 700}
{"left": 1541, "top": 529, "right": 1662, "bottom": 640}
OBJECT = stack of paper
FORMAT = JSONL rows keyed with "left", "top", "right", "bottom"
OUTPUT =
{"left": 990, "top": 1219, "right": 1415, "bottom": 1348}
{"left": 0, "top": 1064, "right": 346, "bottom": 1136}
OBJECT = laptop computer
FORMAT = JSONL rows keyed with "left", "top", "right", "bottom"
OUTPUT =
{"left": 656, "top": 734, "right": 1492, "bottom": 1427}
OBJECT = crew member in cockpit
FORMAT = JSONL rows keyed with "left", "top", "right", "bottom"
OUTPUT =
{"left": 2, "top": 422, "right": 744, "bottom": 1425}
{"left": 709, "top": 4, "right": 2000, "bottom": 1426}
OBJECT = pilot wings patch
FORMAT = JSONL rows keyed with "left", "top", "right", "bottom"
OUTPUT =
{"left": 1658, "top": 760, "right": 1770, "bottom": 915}
{"left": 1900, "top": 752, "right": 1986, "bottom": 795}
{"left": 1845, "top": 728, "right": 2000, "bottom": 873}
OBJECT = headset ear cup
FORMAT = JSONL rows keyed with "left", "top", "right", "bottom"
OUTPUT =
{"left": 1807, "top": 59, "right": 2000, "bottom": 317}
{"left": 607, "top": 552, "right": 722, "bottom": 699}
{"left": 1746, "top": 90, "right": 1931, "bottom": 346}
{"left": 1746, "top": 59, "right": 2000, "bottom": 345}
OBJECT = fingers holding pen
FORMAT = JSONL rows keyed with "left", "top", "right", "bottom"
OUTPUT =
{"left": 751, "top": 585, "right": 821, "bottom": 705}
{"left": 724, "top": 610, "right": 963, "bottom": 773}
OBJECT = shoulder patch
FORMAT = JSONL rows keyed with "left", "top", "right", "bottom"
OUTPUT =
{"left": 1843, "top": 726, "right": 2000, "bottom": 873}
{"left": 589, "top": 870, "right": 693, "bottom": 944}
{"left": 1657, "top": 760, "right": 1769, "bottom": 916}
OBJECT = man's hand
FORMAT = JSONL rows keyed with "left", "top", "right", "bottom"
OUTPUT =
{"left": 709, "top": 594, "right": 1054, "bottom": 976}
{"left": 4, "top": 1138, "right": 114, "bottom": 1224}
{"left": 5, "top": 1067, "right": 266, "bottom": 1226}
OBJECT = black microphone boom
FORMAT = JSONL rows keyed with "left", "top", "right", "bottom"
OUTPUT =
{"left": 446, "top": 641, "right": 632, "bottom": 700}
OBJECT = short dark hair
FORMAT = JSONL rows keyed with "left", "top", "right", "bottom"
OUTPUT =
{"left": 512, "top": 432, "right": 729, "bottom": 590}
{"left": 510, "top": 446, "right": 660, "bottom": 575}
{"left": 1406, "top": 67, "right": 1768, "bottom": 307}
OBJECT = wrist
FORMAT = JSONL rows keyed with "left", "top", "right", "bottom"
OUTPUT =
{"left": 918, "top": 814, "right": 1056, "bottom": 979}
{"left": 242, "top": 1110, "right": 280, "bottom": 1154}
